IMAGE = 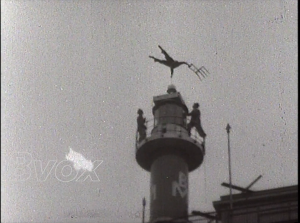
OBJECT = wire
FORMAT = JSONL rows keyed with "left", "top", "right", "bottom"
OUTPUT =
{"left": 204, "top": 153, "right": 207, "bottom": 203}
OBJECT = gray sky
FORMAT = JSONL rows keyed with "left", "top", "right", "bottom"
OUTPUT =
{"left": 1, "top": 1, "right": 298, "bottom": 222}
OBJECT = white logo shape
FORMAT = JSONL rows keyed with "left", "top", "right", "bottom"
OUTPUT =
{"left": 66, "top": 147, "right": 93, "bottom": 172}
{"left": 172, "top": 171, "right": 188, "bottom": 198}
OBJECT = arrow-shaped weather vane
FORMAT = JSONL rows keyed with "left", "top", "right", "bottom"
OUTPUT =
{"left": 149, "top": 45, "right": 210, "bottom": 81}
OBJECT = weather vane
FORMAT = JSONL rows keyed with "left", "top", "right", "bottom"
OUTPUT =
{"left": 149, "top": 45, "right": 210, "bottom": 81}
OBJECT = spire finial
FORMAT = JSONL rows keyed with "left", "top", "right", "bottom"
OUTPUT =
{"left": 226, "top": 123, "right": 231, "bottom": 133}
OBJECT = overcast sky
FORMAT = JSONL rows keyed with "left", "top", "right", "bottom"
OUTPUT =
{"left": 1, "top": 1, "right": 298, "bottom": 222}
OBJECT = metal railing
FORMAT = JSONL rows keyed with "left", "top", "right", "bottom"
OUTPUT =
{"left": 136, "top": 116, "right": 205, "bottom": 149}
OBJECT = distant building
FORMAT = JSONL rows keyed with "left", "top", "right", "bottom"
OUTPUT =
{"left": 213, "top": 185, "right": 298, "bottom": 223}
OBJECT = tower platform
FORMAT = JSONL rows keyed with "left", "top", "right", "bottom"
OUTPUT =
{"left": 136, "top": 122, "right": 204, "bottom": 172}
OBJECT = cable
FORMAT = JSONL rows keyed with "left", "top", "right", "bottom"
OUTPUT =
{"left": 203, "top": 154, "right": 207, "bottom": 203}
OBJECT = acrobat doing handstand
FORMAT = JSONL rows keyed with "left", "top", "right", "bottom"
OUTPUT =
{"left": 149, "top": 45, "right": 190, "bottom": 78}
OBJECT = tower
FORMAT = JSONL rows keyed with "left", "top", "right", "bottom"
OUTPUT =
{"left": 136, "top": 85, "right": 205, "bottom": 223}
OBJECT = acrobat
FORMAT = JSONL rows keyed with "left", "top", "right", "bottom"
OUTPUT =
{"left": 149, "top": 45, "right": 190, "bottom": 78}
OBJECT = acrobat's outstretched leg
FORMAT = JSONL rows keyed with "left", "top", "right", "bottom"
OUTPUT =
{"left": 149, "top": 56, "right": 170, "bottom": 67}
{"left": 149, "top": 56, "right": 159, "bottom": 62}
{"left": 158, "top": 45, "right": 174, "bottom": 62}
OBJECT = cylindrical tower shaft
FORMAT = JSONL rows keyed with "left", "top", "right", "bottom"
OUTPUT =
{"left": 135, "top": 85, "right": 205, "bottom": 223}
{"left": 150, "top": 154, "right": 188, "bottom": 222}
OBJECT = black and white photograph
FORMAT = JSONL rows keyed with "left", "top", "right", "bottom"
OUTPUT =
{"left": 1, "top": 1, "right": 298, "bottom": 222}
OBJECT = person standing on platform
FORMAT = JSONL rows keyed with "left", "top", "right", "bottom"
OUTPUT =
{"left": 186, "top": 103, "right": 206, "bottom": 140}
{"left": 137, "top": 109, "right": 147, "bottom": 142}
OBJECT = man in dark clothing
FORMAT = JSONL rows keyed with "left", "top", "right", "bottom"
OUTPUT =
{"left": 137, "top": 109, "right": 147, "bottom": 142}
{"left": 186, "top": 103, "right": 206, "bottom": 139}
